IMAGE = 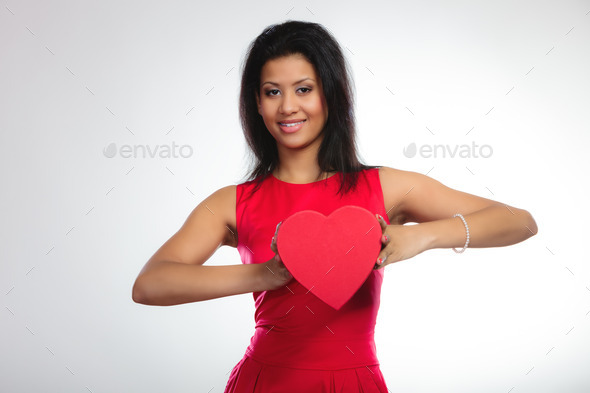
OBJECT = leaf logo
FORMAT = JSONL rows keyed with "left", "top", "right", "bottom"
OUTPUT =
{"left": 403, "top": 142, "right": 417, "bottom": 158}
{"left": 103, "top": 143, "right": 117, "bottom": 158}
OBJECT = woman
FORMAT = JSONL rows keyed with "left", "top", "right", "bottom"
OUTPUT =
{"left": 132, "top": 20, "right": 537, "bottom": 392}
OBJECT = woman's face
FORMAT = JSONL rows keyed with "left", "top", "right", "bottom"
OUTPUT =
{"left": 256, "top": 54, "right": 328, "bottom": 153}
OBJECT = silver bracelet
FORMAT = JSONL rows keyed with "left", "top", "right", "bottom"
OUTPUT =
{"left": 452, "top": 213, "right": 470, "bottom": 253}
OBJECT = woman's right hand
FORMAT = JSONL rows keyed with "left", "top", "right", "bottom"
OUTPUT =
{"left": 262, "top": 221, "right": 293, "bottom": 290}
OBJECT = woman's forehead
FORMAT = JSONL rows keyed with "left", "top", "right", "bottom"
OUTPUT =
{"left": 260, "top": 55, "right": 319, "bottom": 84}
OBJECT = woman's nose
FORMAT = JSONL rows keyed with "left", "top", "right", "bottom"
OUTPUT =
{"left": 279, "top": 91, "right": 298, "bottom": 114}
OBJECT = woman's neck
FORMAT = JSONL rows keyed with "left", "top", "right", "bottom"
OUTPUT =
{"left": 274, "top": 144, "right": 334, "bottom": 184}
{"left": 273, "top": 166, "right": 334, "bottom": 184}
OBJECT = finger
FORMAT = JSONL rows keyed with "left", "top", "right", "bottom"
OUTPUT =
{"left": 375, "top": 253, "right": 387, "bottom": 268}
{"left": 270, "top": 221, "right": 283, "bottom": 252}
{"left": 270, "top": 235, "right": 277, "bottom": 252}
{"left": 374, "top": 214, "right": 387, "bottom": 233}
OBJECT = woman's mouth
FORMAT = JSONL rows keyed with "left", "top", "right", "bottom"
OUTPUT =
{"left": 278, "top": 119, "right": 306, "bottom": 133}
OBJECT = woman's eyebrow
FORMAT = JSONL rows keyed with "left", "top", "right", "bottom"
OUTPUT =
{"left": 261, "top": 77, "right": 315, "bottom": 87}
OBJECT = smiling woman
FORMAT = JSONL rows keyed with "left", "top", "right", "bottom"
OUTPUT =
{"left": 132, "top": 20, "right": 537, "bottom": 393}
{"left": 256, "top": 54, "right": 328, "bottom": 154}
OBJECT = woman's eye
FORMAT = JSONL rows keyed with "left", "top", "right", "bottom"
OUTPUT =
{"left": 264, "top": 87, "right": 311, "bottom": 96}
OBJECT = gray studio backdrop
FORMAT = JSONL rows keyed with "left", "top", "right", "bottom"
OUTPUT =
{"left": 2, "top": 1, "right": 589, "bottom": 392}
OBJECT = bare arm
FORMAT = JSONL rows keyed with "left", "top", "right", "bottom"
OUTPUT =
{"left": 375, "top": 166, "right": 538, "bottom": 267}
{"left": 132, "top": 185, "right": 291, "bottom": 306}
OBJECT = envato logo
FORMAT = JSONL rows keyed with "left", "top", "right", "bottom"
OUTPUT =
{"left": 403, "top": 142, "right": 493, "bottom": 159}
{"left": 103, "top": 142, "right": 193, "bottom": 158}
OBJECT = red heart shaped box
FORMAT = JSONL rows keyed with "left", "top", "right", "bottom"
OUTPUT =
{"left": 276, "top": 205, "right": 382, "bottom": 309}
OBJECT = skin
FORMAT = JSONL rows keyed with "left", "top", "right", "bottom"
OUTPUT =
{"left": 132, "top": 54, "right": 538, "bottom": 306}
{"left": 256, "top": 53, "right": 329, "bottom": 177}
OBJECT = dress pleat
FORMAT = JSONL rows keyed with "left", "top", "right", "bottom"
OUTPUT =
{"left": 225, "top": 356, "right": 388, "bottom": 393}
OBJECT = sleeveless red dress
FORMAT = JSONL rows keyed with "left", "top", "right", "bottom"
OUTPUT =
{"left": 224, "top": 167, "right": 391, "bottom": 393}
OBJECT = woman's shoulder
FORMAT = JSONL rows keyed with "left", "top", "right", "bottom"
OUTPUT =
{"left": 377, "top": 165, "right": 447, "bottom": 224}
{"left": 379, "top": 166, "right": 428, "bottom": 224}
{"left": 202, "top": 184, "right": 237, "bottom": 217}
{"left": 235, "top": 173, "right": 270, "bottom": 200}
{"left": 377, "top": 165, "right": 432, "bottom": 194}
{"left": 376, "top": 165, "right": 428, "bottom": 184}
{"left": 201, "top": 184, "right": 238, "bottom": 212}
{"left": 207, "top": 184, "right": 237, "bottom": 199}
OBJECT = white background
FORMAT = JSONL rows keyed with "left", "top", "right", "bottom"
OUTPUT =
{"left": 1, "top": 1, "right": 589, "bottom": 392}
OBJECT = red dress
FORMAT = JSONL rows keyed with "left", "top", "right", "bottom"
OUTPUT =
{"left": 224, "top": 168, "right": 391, "bottom": 393}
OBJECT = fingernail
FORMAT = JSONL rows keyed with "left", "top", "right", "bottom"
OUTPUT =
{"left": 383, "top": 235, "right": 388, "bottom": 242}
{"left": 377, "top": 257, "right": 383, "bottom": 265}
{"left": 377, "top": 214, "right": 383, "bottom": 221}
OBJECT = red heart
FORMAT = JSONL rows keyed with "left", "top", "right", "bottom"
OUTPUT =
{"left": 276, "top": 205, "right": 382, "bottom": 309}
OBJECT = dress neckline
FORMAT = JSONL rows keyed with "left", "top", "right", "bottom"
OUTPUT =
{"left": 270, "top": 171, "right": 339, "bottom": 185}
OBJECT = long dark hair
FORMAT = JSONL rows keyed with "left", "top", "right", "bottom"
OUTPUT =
{"left": 239, "top": 20, "right": 376, "bottom": 195}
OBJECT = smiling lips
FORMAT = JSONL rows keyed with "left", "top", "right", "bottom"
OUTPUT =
{"left": 278, "top": 119, "right": 306, "bottom": 133}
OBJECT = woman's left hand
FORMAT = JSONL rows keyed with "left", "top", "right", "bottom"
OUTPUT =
{"left": 373, "top": 214, "right": 429, "bottom": 269}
